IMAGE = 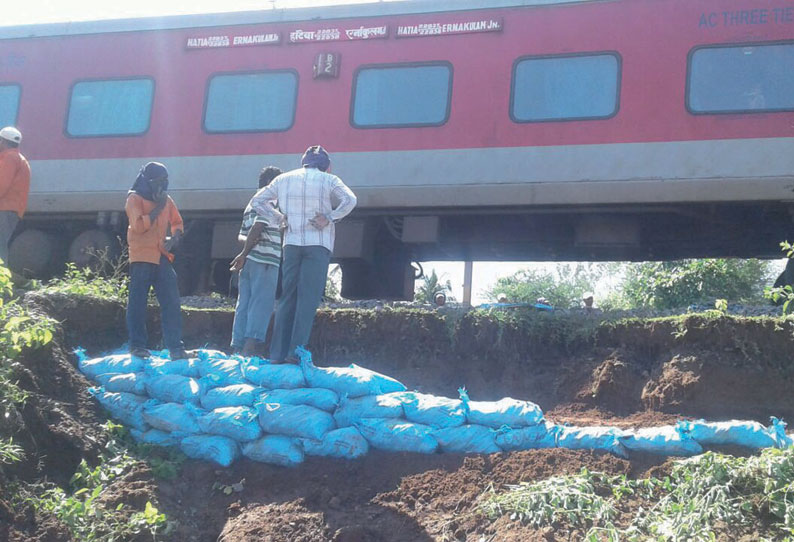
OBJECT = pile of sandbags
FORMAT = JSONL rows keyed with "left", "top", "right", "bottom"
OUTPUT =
{"left": 76, "top": 347, "right": 792, "bottom": 467}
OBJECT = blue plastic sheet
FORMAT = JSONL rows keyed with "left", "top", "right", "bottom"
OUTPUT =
{"left": 144, "top": 374, "right": 203, "bottom": 404}
{"left": 198, "top": 406, "right": 262, "bottom": 442}
{"left": 402, "top": 392, "right": 466, "bottom": 429}
{"left": 142, "top": 402, "right": 201, "bottom": 434}
{"left": 620, "top": 425, "right": 703, "bottom": 456}
{"left": 200, "top": 384, "right": 262, "bottom": 410}
{"left": 242, "top": 435, "right": 304, "bottom": 466}
{"left": 459, "top": 389, "right": 543, "bottom": 428}
{"left": 432, "top": 424, "right": 502, "bottom": 454}
{"left": 181, "top": 435, "right": 240, "bottom": 467}
{"left": 260, "top": 388, "right": 339, "bottom": 412}
{"left": 298, "top": 347, "right": 406, "bottom": 398}
{"left": 144, "top": 358, "right": 200, "bottom": 378}
{"left": 78, "top": 352, "right": 143, "bottom": 379}
{"left": 244, "top": 360, "right": 306, "bottom": 389}
{"left": 129, "top": 428, "right": 183, "bottom": 447}
{"left": 334, "top": 392, "right": 408, "bottom": 427}
{"left": 678, "top": 418, "right": 788, "bottom": 449}
{"left": 495, "top": 422, "right": 558, "bottom": 451}
{"left": 300, "top": 427, "right": 370, "bottom": 459}
{"left": 355, "top": 418, "right": 438, "bottom": 454}
{"left": 555, "top": 425, "right": 628, "bottom": 458}
{"left": 89, "top": 388, "right": 149, "bottom": 431}
{"left": 94, "top": 372, "right": 147, "bottom": 395}
{"left": 256, "top": 402, "right": 335, "bottom": 440}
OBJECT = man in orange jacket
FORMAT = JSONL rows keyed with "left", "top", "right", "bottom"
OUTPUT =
{"left": 125, "top": 162, "right": 187, "bottom": 360}
{"left": 0, "top": 127, "right": 30, "bottom": 266}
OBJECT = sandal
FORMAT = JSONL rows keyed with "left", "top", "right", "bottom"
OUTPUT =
{"left": 170, "top": 348, "right": 189, "bottom": 360}
{"left": 130, "top": 347, "right": 150, "bottom": 359}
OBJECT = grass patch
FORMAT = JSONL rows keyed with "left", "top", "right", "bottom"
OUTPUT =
{"left": 481, "top": 447, "right": 794, "bottom": 541}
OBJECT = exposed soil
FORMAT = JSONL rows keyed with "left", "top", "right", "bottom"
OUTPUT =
{"left": 2, "top": 294, "right": 794, "bottom": 541}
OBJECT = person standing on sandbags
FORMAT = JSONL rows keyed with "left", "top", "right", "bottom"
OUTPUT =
{"left": 0, "top": 127, "right": 30, "bottom": 266}
{"left": 125, "top": 162, "right": 188, "bottom": 361}
{"left": 229, "top": 166, "right": 283, "bottom": 356}
{"left": 250, "top": 146, "right": 356, "bottom": 364}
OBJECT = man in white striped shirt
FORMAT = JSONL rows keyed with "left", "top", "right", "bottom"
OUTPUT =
{"left": 251, "top": 145, "right": 357, "bottom": 363}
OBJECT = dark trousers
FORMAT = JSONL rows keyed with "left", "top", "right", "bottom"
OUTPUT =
{"left": 126, "top": 256, "right": 184, "bottom": 352}
{"left": 269, "top": 245, "right": 330, "bottom": 361}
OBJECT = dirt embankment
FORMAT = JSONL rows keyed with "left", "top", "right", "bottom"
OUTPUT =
{"left": 3, "top": 293, "right": 794, "bottom": 541}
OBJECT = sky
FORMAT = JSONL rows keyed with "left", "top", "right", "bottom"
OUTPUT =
{"left": 1, "top": 0, "right": 400, "bottom": 27}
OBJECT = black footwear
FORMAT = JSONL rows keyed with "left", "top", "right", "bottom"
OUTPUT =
{"left": 170, "top": 348, "right": 189, "bottom": 360}
{"left": 130, "top": 347, "right": 150, "bottom": 359}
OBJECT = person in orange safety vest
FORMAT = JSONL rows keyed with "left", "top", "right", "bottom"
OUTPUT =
{"left": 0, "top": 126, "right": 30, "bottom": 266}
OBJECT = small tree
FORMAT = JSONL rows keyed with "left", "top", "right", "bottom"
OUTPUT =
{"left": 765, "top": 241, "right": 794, "bottom": 314}
{"left": 415, "top": 269, "right": 453, "bottom": 303}
{"left": 618, "top": 258, "right": 771, "bottom": 310}
{"left": 484, "top": 264, "right": 600, "bottom": 309}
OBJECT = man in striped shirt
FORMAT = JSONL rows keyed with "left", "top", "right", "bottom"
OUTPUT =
{"left": 229, "top": 166, "right": 283, "bottom": 356}
{"left": 251, "top": 146, "right": 357, "bottom": 363}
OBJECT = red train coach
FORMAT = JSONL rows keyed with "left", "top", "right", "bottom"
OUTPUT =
{"left": 0, "top": 0, "right": 792, "bottom": 298}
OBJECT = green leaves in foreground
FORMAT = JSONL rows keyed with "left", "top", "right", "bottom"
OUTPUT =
{"left": 481, "top": 447, "right": 794, "bottom": 541}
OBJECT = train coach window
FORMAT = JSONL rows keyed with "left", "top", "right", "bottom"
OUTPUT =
{"left": 204, "top": 70, "right": 298, "bottom": 133}
{"left": 66, "top": 78, "right": 154, "bottom": 137}
{"left": 511, "top": 53, "right": 620, "bottom": 122}
{"left": 0, "top": 85, "right": 20, "bottom": 127}
{"left": 687, "top": 42, "right": 794, "bottom": 114}
{"left": 351, "top": 63, "right": 452, "bottom": 128}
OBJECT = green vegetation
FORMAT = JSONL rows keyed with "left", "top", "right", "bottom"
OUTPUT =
{"left": 765, "top": 241, "right": 794, "bottom": 315}
{"left": 415, "top": 269, "right": 454, "bottom": 303}
{"left": 42, "top": 247, "right": 129, "bottom": 301}
{"left": 481, "top": 447, "right": 794, "bottom": 541}
{"left": 484, "top": 263, "right": 602, "bottom": 309}
{"left": 0, "top": 437, "right": 23, "bottom": 465}
{"left": 19, "top": 422, "right": 174, "bottom": 541}
{"left": 0, "top": 262, "right": 55, "bottom": 422}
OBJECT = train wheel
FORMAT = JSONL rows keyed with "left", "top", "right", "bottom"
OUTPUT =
{"left": 68, "top": 229, "right": 120, "bottom": 268}
{"left": 9, "top": 229, "right": 63, "bottom": 278}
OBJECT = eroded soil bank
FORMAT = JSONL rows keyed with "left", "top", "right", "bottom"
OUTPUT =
{"left": 3, "top": 293, "right": 793, "bottom": 541}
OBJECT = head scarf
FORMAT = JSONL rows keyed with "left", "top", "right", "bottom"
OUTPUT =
{"left": 130, "top": 162, "right": 169, "bottom": 201}
{"left": 301, "top": 145, "right": 330, "bottom": 171}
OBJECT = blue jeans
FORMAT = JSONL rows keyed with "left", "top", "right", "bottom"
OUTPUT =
{"left": 231, "top": 260, "right": 279, "bottom": 348}
{"left": 126, "top": 256, "right": 184, "bottom": 351}
{"left": 269, "top": 245, "right": 330, "bottom": 361}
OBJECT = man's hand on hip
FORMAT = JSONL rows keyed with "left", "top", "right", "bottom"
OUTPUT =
{"left": 309, "top": 213, "right": 330, "bottom": 230}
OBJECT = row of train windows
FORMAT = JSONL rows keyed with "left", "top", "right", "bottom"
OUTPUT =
{"left": 0, "top": 42, "right": 792, "bottom": 137}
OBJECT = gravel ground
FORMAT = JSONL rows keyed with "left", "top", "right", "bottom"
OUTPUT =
{"left": 180, "top": 294, "right": 787, "bottom": 318}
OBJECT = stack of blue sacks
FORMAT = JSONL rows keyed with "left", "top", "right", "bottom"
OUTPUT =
{"left": 77, "top": 346, "right": 792, "bottom": 467}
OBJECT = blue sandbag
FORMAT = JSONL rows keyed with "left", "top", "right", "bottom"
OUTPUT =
{"left": 354, "top": 418, "right": 438, "bottom": 454}
{"left": 78, "top": 352, "right": 143, "bottom": 379}
{"left": 201, "top": 384, "right": 262, "bottom": 410}
{"left": 129, "top": 428, "right": 183, "bottom": 447}
{"left": 198, "top": 356, "right": 245, "bottom": 387}
{"left": 145, "top": 358, "right": 200, "bottom": 378}
{"left": 244, "top": 360, "right": 306, "bottom": 389}
{"left": 298, "top": 347, "right": 406, "bottom": 398}
{"left": 142, "top": 402, "right": 202, "bottom": 434}
{"left": 89, "top": 388, "right": 149, "bottom": 431}
{"left": 94, "top": 372, "right": 147, "bottom": 395}
{"left": 402, "top": 392, "right": 466, "bottom": 429}
{"left": 334, "top": 392, "right": 409, "bottom": 427}
{"left": 181, "top": 435, "right": 240, "bottom": 467}
{"left": 620, "top": 425, "right": 703, "bottom": 456}
{"left": 555, "top": 425, "right": 628, "bottom": 458}
{"left": 459, "top": 388, "right": 543, "bottom": 428}
{"left": 495, "top": 422, "right": 558, "bottom": 451}
{"left": 198, "top": 406, "right": 262, "bottom": 442}
{"left": 679, "top": 418, "right": 786, "bottom": 449}
{"left": 256, "top": 402, "right": 335, "bottom": 440}
{"left": 242, "top": 435, "right": 304, "bottom": 466}
{"left": 260, "top": 388, "right": 339, "bottom": 412}
{"left": 432, "top": 424, "right": 502, "bottom": 454}
{"left": 300, "top": 427, "right": 370, "bottom": 459}
{"left": 144, "top": 374, "right": 203, "bottom": 404}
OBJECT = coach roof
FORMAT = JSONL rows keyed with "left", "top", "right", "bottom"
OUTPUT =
{"left": 0, "top": 0, "right": 601, "bottom": 40}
